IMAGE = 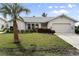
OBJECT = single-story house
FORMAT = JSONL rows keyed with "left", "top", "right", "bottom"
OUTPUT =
{"left": 1, "top": 14, "right": 78, "bottom": 33}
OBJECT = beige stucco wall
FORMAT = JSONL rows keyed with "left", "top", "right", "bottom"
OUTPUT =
{"left": 47, "top": 16, "right": 75, "bottom": 33}
{"left": 8, "top": 20, "right": 25, "bottom": 30}
{"left": 8, "top": 21, "right": 42, "bottom": 30}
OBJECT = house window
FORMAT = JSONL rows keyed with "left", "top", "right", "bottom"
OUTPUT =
{"left": 1, "top": 25, "right": 4, "bottom": 29}
{"left": 32, "top": 24, "right": 34, "bottom": 29}
{"left": 28, "top": 24, "right": 31, "bottom": 29}
{"left": 10, "top": 26, "right": 13, "bottom": 31}
{"left": 35, "top": 24, "right": 39, "bottom": 28}
{"left": 36, "top": 24, "right": 38, "bottom": 26}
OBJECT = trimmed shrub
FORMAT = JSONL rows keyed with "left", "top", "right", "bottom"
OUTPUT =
{"left": 37, "top": 28, "right": 55, "bottom": 34}
{"left": 6, "top": 30, "right": 9, "bottom": 33}
{"left": 75, "top": 26, "right": 79, "bottom": 34}
{"left": 20, "top": 30, "right": 25, "bottom": 33}
{"left": 51, "top": 30, "right": 55, "bottom": 34}
{"left": 6, "top": 28, "right": 13, "bottom": 33}
{"left": 30, "top": 29, "right": 36, "bottom": 33}
{"left": 25, "top": 30, "right": 30, "bottom": 33}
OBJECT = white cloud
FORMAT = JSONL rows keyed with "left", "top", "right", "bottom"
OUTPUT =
{"left": 54, "top": 6, "right": 65, "bottom": 8}
{"left": 51, "top": 9, "right": 69, "bottom": 14}
{"left": 77, "top": 10, "right": 79, "bottom": 13}
{"left": 48, "top": 6, "right": 53, "bottom": 8}
{"left": 54, "top": 6, "right": 58, "bottom": 8}
{"left": 77, "top": 11, "right": 79, "bottom": 13}
{"left": 68, "top": 4, "right": 77, "bottom": 8}
{"left": 68, "top": 4, "right": 73, "bottom": 8}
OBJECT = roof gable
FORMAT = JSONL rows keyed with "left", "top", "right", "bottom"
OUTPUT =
{"left": 8, "top": 14, "right": 78, "bottom": 23}
{"left": 0, "top": 18, "right": 7, "bottom": 23}
{"left": 48, "top": 14, "right": 78, "bottom": 22}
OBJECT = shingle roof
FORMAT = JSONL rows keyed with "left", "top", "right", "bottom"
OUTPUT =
{"left": 23, "top": 14, "right": 78, "bottom": 23}
{"left": 23, "top": 17, "right": 54, "bottom": 23}
{"left": 8, "top": 14, "right": 78, "bottom": 23}
{"left": 0, "top": 18, "right": 7, "bottom": 23}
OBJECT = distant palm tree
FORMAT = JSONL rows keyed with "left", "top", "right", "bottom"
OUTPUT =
{"left": 42, "top": 12, "right": 47, "bottom": 17}
{"left": 0, "top": 3, "right": 30, "bottom": 43}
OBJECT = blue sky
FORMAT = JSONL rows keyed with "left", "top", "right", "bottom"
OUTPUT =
{"left": 1, "top": 3, "right": 79, "bottom": 21}
{"left": 19, "top": 3, "right": 79, "bottom": 21}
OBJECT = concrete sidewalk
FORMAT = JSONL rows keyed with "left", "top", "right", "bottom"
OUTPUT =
{"left": 56, "top": 33, "right": 79, "bottom": 50}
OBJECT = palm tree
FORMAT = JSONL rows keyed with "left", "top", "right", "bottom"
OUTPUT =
{"left": 0, "top": 3, "right": 30, "bottom": 43}
{"left": 42, "top": 12, "right": 47, "bottom": 17}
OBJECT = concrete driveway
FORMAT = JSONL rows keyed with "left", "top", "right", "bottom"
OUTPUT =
{"left": 55, "top": 33, "right": 79, "bottom": 49}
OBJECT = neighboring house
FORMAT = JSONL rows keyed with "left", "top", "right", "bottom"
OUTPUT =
{"left": 7, "top": 14, "right": 77, "bottom": 33}
{"left": 0, "top": 18, "right": 7, "bottom": 30}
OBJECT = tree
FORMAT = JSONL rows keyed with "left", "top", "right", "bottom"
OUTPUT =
{"left": 42, "top": 12, "right": 47, "bottom": 17}
{"left": 0, "top": 3, "right": 30, "bottom": 43}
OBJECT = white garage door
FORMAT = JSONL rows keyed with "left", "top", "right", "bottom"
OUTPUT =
{"left": 52, "top": 23, "right": 73, "bottom": 33}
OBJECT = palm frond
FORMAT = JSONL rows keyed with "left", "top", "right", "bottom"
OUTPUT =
{"left": 17, "top": 6, "right": 31, "bottom": 14}
{"left": 18, "top": 15, "right": 24, "bottom": 22}
{"left": 0, "top": 3, "right": 31, "bottom": 20}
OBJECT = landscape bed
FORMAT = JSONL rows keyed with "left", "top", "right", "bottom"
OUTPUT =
{"left": 0, "top": 33, "right": 79, "bottom": 56}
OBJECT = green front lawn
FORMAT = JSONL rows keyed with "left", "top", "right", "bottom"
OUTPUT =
{"left": 0, "top": 33, "right": 73, "bottom": 48}
{"left": 0, "top": 33, "right": 78, "bottom": 56}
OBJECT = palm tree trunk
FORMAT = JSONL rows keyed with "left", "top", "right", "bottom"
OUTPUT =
{"left": 13, "top": 19, "right": 20, "bottom": 43}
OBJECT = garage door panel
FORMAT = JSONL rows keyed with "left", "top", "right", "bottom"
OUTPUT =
{"left": 52, "top": 23, "right": 73, "bottom": 33}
